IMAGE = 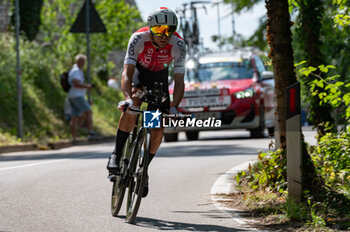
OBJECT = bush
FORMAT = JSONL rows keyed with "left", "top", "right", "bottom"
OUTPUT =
{"left": 0, "top": 0, "right": 142, "bottom": 144}
{"left": 311, "top": 130, "right": 350, "bottom": 196}
{"left": 0, "top": 34, "right": 65, "bottom": 141}
{"left": 0, "top": 33, "right": 122, "bottom": 144}
{"left": 235, "top": 136, "right": 350, "bottom": 229}
{"left": 236, "top": 149, "right": 287, "bottom": 194}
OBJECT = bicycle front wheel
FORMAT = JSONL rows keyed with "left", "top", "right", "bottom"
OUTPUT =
{"left": 111, "top": 132, "right": 135, "bottom": 217}
{"left": 125, "top": 128, "right": 151, "bottom": 223}
{"left": 111, "top": 175, "right": 126, "bottom": 217}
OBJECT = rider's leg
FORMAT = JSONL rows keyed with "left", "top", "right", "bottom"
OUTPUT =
{"left": 149, "top": 127, "right": 164, "bottom": 159}
{"left": 106, "top": 113, "right": 136, "bottom": 172}
{"left": 107, "top": 92, "right": 141, "bottom": 172}
{"left": 140, "top": 127, "right": 164, "bottom": 169}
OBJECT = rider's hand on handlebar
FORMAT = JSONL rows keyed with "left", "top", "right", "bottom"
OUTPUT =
{"left": 118, "top": 99, "right": 134, "bottom": 112}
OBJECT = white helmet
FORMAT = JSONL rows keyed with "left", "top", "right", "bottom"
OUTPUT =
{"left": 147, "top": 7, "right": 178, "bottom": 28}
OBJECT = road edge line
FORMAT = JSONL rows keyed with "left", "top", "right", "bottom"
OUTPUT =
{"left": 210, "top": 160, "right": 258, "bottom": 228}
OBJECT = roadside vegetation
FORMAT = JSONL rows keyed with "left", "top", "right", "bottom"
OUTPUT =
{"left": 235, "top": 136, "right": 350, "bottom": 230}
{"left": 1, "top": 0, "right": 350, "bottom": 229}
{"left": 0, "top": 0, "right": 142, "bottom": 145}
{"left": 0, "top": 33, "right": 123, "bottom": 145}
{"left": 228, "top": 0, "right": 350, "bottom": 230}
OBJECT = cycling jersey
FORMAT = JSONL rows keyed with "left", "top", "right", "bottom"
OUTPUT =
{"left": 132, "top": 63, "right": 170, "bottom": 111}
{"left": 124, "top": 27, "right": 186, "bottom": 74}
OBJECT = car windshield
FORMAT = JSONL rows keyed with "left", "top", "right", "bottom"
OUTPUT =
{"left": 195, "top": 61, "right": 254, "bottom": 82}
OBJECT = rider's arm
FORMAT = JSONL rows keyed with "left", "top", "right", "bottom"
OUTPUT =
{"left": 121, "top": 31, "right": 144, "bottom": 102}
{"left": 171, "top": 38, "right": 186, "bottom": 107}
{"left": 121, "top": 64, "right": 135, "bottom": 100}
{"left": 171, "top": 73, "right": 184, "bottom": 107}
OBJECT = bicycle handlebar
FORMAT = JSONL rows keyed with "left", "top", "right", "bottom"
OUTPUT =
{"left": 122, "top": 82, "right": 168, "bottom": 113}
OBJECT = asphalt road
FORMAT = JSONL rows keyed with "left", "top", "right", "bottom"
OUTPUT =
{"left": 0, "top": 129, "right": 316, "bottom": 232}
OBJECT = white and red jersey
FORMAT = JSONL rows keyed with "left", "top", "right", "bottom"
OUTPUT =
{"left": 124, "top": 27, "right": 186, "bottom": 74}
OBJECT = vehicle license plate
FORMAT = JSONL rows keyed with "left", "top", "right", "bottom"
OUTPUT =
{"left": 180, "top": 96, "right": 231, "bottom": 107}
{"left": 193, "top": 112, "right": 222, "bottom": 120}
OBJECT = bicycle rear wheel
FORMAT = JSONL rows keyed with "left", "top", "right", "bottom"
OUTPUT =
{"left": 125, "top": 128, "right": 151, "bottom": 223}
{"left": 111, "top": 132, "right": 135, "bottom": 217}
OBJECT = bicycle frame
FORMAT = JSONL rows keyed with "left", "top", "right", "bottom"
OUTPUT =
{"left": 111, "top": 83, "right": 167, "bottom": 223}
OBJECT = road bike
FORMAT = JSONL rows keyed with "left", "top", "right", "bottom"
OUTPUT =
{"left": 109, "top": 83, "right": 167, "bottom": 224}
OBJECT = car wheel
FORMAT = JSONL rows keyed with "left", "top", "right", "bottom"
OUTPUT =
{"left": 250, "top": 128, "right": 265, "bottom": 138}
{"left": 250, "top": 104, "right": 265, "bottom": 138}
{"left": 268, "top": 127, "right": 274, "bottom": 137}
{"left": 185, "top": 131, "right": 199, "bottom": 141}
{"left": 163, "top": 133, "right": 178, "bottom": 142}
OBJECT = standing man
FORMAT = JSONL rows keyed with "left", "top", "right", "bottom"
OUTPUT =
{"left": 68, "top": 54, "right": 96, "bottom": 140}
{"left": 106, "top": 7, "right": 186, "bottom": 197}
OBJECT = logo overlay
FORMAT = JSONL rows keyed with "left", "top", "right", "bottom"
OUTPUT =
{"left": 143, "top": 109, "right": 162, "bottom": 128}
{"left": 163, "top": 113, "right": 222, "bottom": 128}
{"left": 143, "top": 110, "right": 222, "bottom": 128}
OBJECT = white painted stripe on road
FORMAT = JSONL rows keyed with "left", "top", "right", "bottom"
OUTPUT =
{"left": 0, "top": 159, "right": 67, "bottom": 171}
{"left": 213, "top": 203, "right": 247, "bottom": 225}
{"left": 210, "top": 160, "right": 255, "bottom": 195}
{"left": 0, "top": 153, "right": 102, "bottom": 172}
{"left": 210, "top": 159, "right": 258, "bottom": 229}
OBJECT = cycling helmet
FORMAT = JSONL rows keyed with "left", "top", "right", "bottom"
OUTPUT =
{"left": 147, "top": 7, "right": 178, "bottom": 28}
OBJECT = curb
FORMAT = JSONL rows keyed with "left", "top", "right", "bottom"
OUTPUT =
{"left": 0, "top": 144, "right": 39, "bottom": 154}
{"left": 0, "top": 136, "right": 115, "bottom": 154}
{"left": 210, "top": 160, "right": 259, "bottom": 229}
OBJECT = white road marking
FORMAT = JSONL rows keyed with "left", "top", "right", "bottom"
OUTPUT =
{"left": 0, "top": 153, "right": 101, "bottom": 172}
{"left": 210, "top": 160, "right": 259, "bottom": 229}
{"left": 210, "top": 160, "right": 255, "bottom": 195}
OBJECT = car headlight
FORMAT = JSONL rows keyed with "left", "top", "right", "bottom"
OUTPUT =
{"left": 186, "top": 59, "right": 196, "bottom": 69}
{"left": 235, "top": 88, "right": 255, "bottom": 99}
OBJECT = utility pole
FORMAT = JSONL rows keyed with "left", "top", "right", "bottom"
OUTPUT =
{"left": 70, "top": 0, "right": 107, "bottom": 103}
{"left": 85, "top": 0, "right": 91, "bottom": 103}
{"left": 214, "top": 1, "right": 222, "bottom": 51}
{"left": 231, "top": 0, "right": 235, "bottom": 49}
{"left": 15, "top": 0, "right": 23, "bottom": 139}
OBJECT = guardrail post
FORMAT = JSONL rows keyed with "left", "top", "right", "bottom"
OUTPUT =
{"left": 286, "top": 82, "right": 302, "bottom": 201}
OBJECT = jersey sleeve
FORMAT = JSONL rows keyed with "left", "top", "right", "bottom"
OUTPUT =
{"left": 171, "top": 38, "right": 187, "bottom": 74}
{"left": 124, "top": 32, "right": 144, "bottom": 66}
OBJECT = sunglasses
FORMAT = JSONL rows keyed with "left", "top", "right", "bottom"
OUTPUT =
{"left": 150, "top": 25, "right": 176, "bottom": 37}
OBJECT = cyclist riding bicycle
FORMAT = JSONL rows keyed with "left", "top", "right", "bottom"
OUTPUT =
{"left": 107, "top": 7, "right": 186, "bottom": 197}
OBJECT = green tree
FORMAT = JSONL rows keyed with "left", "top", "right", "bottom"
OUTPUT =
{"left": 265, "top": 0, "right": 296, "bottom": 149}
{"left": 39, "top": 0, "right": 142, "bottom": 69}
{"left": 11, "top": 0, "right": 43, "bottom": 41}
{"left": 295, "top": 0, "right": 335, "bottom": 137}
{"left": 224, "top": 0, "right": 350, "bottom": 136}
{"left": 224, "top": 0, "right": 261, "bottom": 12}
{"left": 266, "top": 0, "right": 324, "bottom": 199}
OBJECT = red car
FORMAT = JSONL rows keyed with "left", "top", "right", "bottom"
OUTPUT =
{"left": 164, "top": 49, "right": 275, "bottom": 142}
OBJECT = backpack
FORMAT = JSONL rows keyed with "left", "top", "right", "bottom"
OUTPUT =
{"left": 60, "top": 71, "right": 71, "bottom": 92}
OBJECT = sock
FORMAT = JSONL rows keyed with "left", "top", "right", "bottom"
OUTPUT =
{"left": 148, "top": 153, "right": 155, "bottom": 165}
{"left": 140, "top": 153, "right": 155, "bottom": 168}
{"left": 112, "top": 129, "right": 129, "bottom": 163}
